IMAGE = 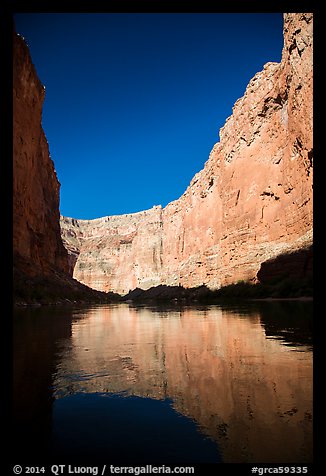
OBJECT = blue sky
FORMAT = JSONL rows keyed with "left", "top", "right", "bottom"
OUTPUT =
{"left": 14, "top": 13, "right": 284, "bottom": 219}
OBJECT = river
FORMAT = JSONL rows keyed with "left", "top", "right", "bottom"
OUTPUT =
{"left": 13, "top": 301, "right": 312, "bottom": 464}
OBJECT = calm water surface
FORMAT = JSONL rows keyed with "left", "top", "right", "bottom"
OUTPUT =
{"left": 13, "top": 301, "right": 313, "bottom": 463}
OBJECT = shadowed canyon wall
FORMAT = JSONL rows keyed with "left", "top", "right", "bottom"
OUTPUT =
{"left": 13, "top": 29, "right": 117, "bottom": 303}
{"left": 61, "top": 13, "right": 313, "bottom": 296}
{"left": 13, "top": 29, "right": 69, "bottom": 277}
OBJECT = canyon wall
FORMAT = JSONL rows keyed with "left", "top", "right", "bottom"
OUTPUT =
{"left": 61, "top": 208, "right": 164, "bottom": 293}
{"left": 13, "top": 28, "right": 118, "bottom": 303}
{"left": 61, "top": 13, "right": 313, "bottom": 295}
{"left": 13, "top": 29, "right": 69, "bottom": 277}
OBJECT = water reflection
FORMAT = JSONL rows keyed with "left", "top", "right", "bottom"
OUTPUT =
{"left": 13, "top": 302, "right": 312, "bottom": 463}
{"left": 51, "top": 393, "right": 220, "bottom": 463}
{"left": 258, "top": 300, "right": 313, "bottom": 349}
{"left": 13, "top": 307, "right": 74, "bottom": 459}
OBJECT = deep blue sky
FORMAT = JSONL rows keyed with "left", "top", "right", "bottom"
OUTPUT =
{"left": 14, "top": 13, "right": 284, "bottom": 219}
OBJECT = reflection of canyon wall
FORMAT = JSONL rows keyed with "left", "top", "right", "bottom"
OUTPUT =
{"left": 13, "top": 308, "right": 74, "bottom": 458}
{"left": 54, "top": 305, "right": 313, "bottom": 463}
{"left": 61, "top": 13, "right": 313, "bottom": 295}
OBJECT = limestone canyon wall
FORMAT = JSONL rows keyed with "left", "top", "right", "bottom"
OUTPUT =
{"left": 61, "top": 13, "right": 313, "bottom": 295}
{"left": 13, "top": 29, "right": 69, "bottom": 277}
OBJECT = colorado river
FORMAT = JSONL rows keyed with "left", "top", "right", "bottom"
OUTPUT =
{"left": 13, "top": 301, "right": 312, "bottom": 463}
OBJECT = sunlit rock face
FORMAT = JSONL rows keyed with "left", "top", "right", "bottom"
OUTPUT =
{"left": 61, "top": 207, "right": 164, "bottom": 295}
{"left": 13, "top": 30, "right": 69, "bottom": 277}
{"left": 61, "top": 13, "right": 313, "bottom": 294}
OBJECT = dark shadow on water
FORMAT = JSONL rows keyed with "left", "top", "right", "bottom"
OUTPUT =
{"left": 51, "top": 392, "right": 221, "bottom": 464}
{"left": 13, "top": 307, "right": 75, "bottom": 462}
{"left": 253, "top": 300, "right": 313, "bottom": 349}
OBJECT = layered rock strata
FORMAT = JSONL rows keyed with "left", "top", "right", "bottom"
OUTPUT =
{"left": 61, "top": 207, "right": 164, "bottom": 294}
{"left": 61, "top": 13, "right": 313, "bottom": 295}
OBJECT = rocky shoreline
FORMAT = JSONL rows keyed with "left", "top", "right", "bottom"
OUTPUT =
{"left": 14, "top": 274, "right": 312, "bottom": 307}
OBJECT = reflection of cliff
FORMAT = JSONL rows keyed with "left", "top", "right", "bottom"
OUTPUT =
{"left": 53, "top": 304, "right": 313, "bottom": 463}
{"left": 257, "top": 300, "right": 313, "bottom": 348}
{"left": 13, "top": 308, "right": 74, "bottom": 458}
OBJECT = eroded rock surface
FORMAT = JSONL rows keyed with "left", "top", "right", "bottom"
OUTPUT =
{"left": 61, "top": 13, "right": 313, "bottom": 295}
{"left": 61, "top": 207, "right": 164, "bottom": 295}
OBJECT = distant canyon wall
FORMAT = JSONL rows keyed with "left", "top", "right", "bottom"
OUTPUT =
{"left": 61, "top": 13, "right": 313, "bottom": 295}
{"left": 13, "top": 29, "right": 69, "bottom": 277}
{"left": 61, "top": 208, "right": 164, "bottom": 293}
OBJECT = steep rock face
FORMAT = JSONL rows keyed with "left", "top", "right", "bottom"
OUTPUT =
{"left": 61, "top": 207, "right": 163, "bottom": 295}
{"left": 13, "top": 30, "right": 69, "bottom": 277}
{"left": 61, "top": 13, "right": 313, "bottom": 295}
{"left": 161, "top": 12, "right": 313, "bottom": 289}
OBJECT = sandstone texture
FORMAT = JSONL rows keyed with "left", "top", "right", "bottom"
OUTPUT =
{"left": 61, "top": 13, "right": 313, "bottom": 295}
{"left": 13, "top": 30, "right": 69, "bottom": 277}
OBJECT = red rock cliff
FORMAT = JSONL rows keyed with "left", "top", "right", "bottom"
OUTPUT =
{"left": 13, "top": 30, "right": 69, "bottom": 277}
{"left": 61, "top": 13, "right": 313, "bottom": 295}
